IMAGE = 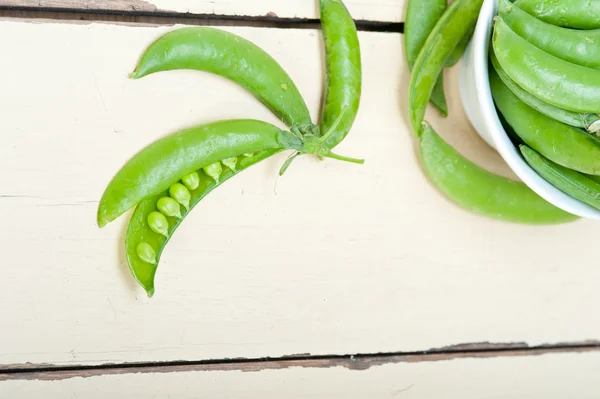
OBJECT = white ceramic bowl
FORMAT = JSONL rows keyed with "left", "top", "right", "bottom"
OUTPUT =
{"left": 459, "top": 0, "right": 600, "bottom": 220}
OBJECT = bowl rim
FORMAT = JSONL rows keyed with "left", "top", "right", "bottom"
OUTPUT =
{"left": 470, "top": 0, "right": 600, "bottom": 220}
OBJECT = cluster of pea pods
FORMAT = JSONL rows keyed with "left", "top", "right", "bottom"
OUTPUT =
{"left": 405, "top": 0, "right": 589, "bottom": 225}
{"left": 491, "top": 0, "right": 600, "bottom": 212}
{"left": 98, "top": 0, "right": 362, "bottom": 297}
{"left": 100, "top": 0, "right": 599, "bottom": 296}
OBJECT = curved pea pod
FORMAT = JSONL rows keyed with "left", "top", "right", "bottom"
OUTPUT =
{"left": 408, "top": 0, "right": 484, "bottom": 135}
{"left": 499, "top": 0, "right": 600, "bottom": 70}
{"left": 490, "top": 67, "right": 600, "bottom": 176}
{"left": 419, "top": 122, "right": 578, "bottom": 224}
{"left": 97, "top": 119, "right": 301, "bottom": 227}
{"left": 319, "top": 0, "right": 362, "bottom": 150}
{"left": 130, "top": 27, "right": 312, "bottom": 128}
{"left": 513, "top": 0, "right": 600, "bottom": 30}
{"left": 520, "top": 145, "right": 600, "bottom": 212}
{"left": 125, "top": 149, "right": 280, "bottom": 297}
{"left": 492, "top": 17, "right": 600, "bottom": 115}
{"left": 490, "top": 50, "right": 600, "bottom": 132}
{"left": 405, "top": 0, "right": 448, "bottom": 116}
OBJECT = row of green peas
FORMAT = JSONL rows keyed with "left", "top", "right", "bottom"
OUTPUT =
{"left": 135, "top": 154, "right": 252, "bottom": 265}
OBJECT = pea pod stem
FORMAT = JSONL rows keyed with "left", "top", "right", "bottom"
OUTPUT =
{"left": 278, "top": 105, "right": 364, "bottom": 175}
{"left": 278, "top": 152, "right": 301, "bottom": 176}
{"left": 322, "top": 152, "right": 364, "bottom": 164}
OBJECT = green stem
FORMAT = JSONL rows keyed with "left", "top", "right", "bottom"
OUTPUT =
{"left": 279, "top": 151, "right": 300, "bottom": 176}
{"left": 322, "top": 151, "right": 365, "bottom": 164}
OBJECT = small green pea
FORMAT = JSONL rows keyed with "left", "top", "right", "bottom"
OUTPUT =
{"left": 203, "top": 162, "right": 223, "bottom": 183}
{"left": 136, "top": 242, "right": 157, "bottom": 264}
{"left": 157, "top": 197, "right": 182, "bottom": 218}
{"left": 181, "top": 171, "right": 200, "bottom": 191}
{"left": 221, "top": 157, "right": 238, "bottom": 171}
{"left": 147, "top": 211, "right": 169, "bottom": 237}
{"left": 169, "top": 183, "right": 191, "bottom": 209}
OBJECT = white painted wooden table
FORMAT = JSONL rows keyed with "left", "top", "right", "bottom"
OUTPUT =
{"left": 0, "top": 0, "right": 599, "bottom": 396}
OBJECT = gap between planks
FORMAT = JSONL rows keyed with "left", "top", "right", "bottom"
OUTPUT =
{"left": 0, "top": 7, "right": 403, "bottom": 32}
{"left": 1, "top": 341, "right": 599, "bottom": 382}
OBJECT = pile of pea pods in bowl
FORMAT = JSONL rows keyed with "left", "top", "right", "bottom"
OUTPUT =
{"left": 465, "top": 0, "right": 600, "bottom": 220}
{"left": 407, "top": 0, "right": 600, "bottom": 222}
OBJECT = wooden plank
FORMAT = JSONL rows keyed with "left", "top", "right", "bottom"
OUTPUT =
{"left": 3, "top": 352, "right": 600, "bottom": 397}
{"left": 1, "top": 19, "right": 600, "bottom": 368}
{"left": 0, "top": 0, "right": 406, "bottom": 23}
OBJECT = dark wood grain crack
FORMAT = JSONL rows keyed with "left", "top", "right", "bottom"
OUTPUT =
{"left": 2, "top": 340, "right": 599, "bottom": 382}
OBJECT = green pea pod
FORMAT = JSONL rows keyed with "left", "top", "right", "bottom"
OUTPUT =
{"left": 490, "top": 67, "right": 600, "bottom": 176}
{"left": 130, "top": 27, "right": 312, "bottom": 129}
{"left": 493, "top": 17, "right": 600, "bottom": 115}
{"left": 97, "top": 119, "right": 301, "bottom": 227}
{"left": 499, "top": 0, "right": 600, "bottom": 70}
{"left": 125, "top": 149, "right": 279, "bottom": 297}
{"left": 408, "top": 0, "right": 484, "bottom": 135}
{"left": 405, "top": 0, "right": 448, "bottom": 116}
{"left": 490, "top": 50, "right": 600, "bottom": 131}
{"left": 319, "top": 0, "right": 362, "bottom": 150}
{"left": 446, "top": 31, "right": 473, "bottom": 67}
{"left": 588, "top": 174, "right": 600, "bottom": 185}
{"left": 419, "top": 122, "right": 578, "bottom": 224}
{"left": 513, "top": 0, "right": 600, "bottom": 30}
{"left": 520, "top": 145, "right": 600, "bottom": 212}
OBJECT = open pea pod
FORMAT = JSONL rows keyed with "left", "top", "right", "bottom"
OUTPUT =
{"left": 130, "top": 27, "right": 313, "bottom": 129}
{"left": 126, "top": 150, "right": 279, "bottom": 297}
{"left": 97, "top": 119, "right": 302, "bottom": 227}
